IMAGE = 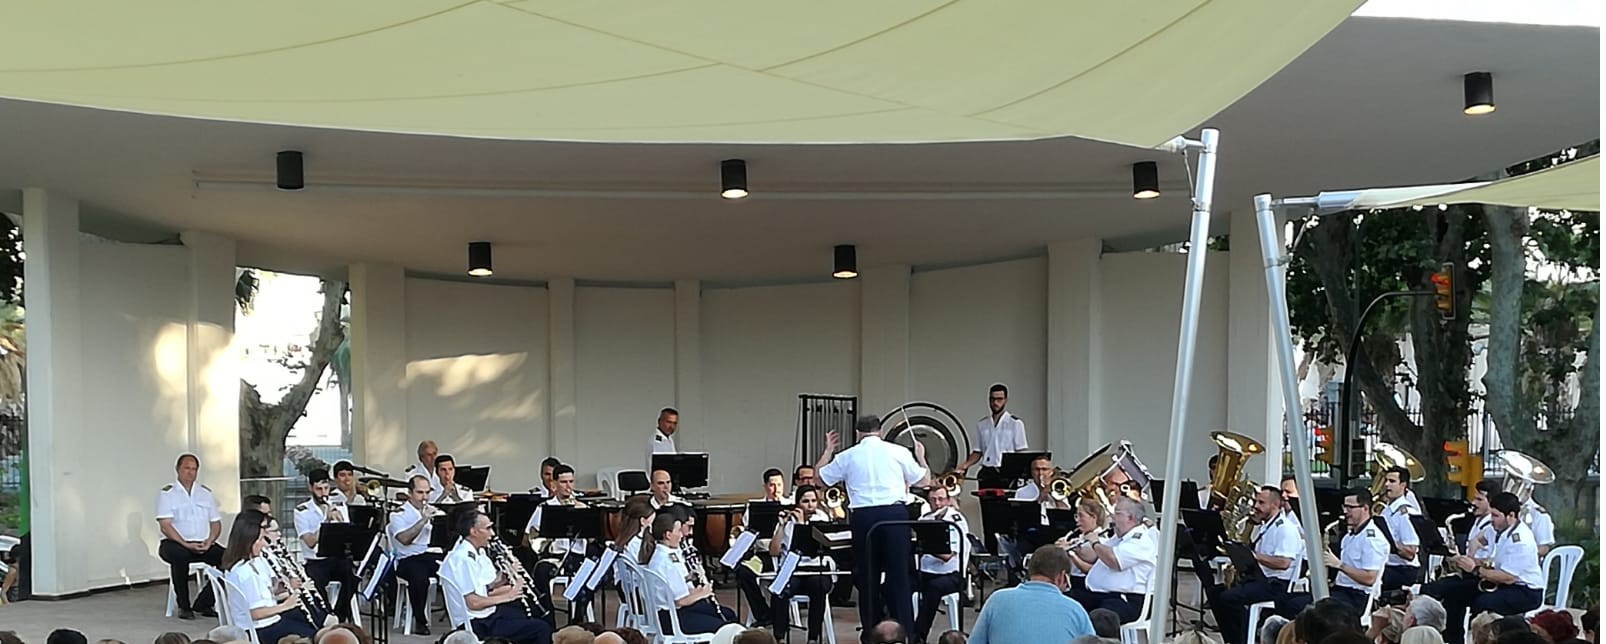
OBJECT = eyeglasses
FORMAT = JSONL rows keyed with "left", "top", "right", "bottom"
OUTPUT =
{"left": 1342, "top": 503, "right": 1365, "bottom": 510}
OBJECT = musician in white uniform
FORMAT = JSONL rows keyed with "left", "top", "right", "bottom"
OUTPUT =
{"left": 328, "top": 460, "right": 369, "bottom": 507}
{"left": 640, "top": 510, "right": 736, "bottom": 634}
{"left": 1069, "top": 496, "right": 1157, "bottom": 623}
{"left": 1210, "top": 486, "right": 1305, "bottom": 644}
{"left": 1378, "top": 466, "right": 1422, "bottom": 590}
{"left": 402, "top": 440, "right": 441, "bottom": 492}
{"left": 763, "top": 484, "right": 836, "bottom": 642}
{"left": 523, "top": 463, "right": 594, "bottom": 622}
{"left": 429, "top": 454, "right": 476, "bottom": 504}
{"left": 293, "top": 468, "right": 359, "bottom": 623}
{"left": 1060, "top": 497, "right": 1109, "bottom": 593}
{"left": 954, "top": 383, "right": 1029, "bottom": 490}
{"left": 735, "top": 467, "right": 794, "bottom": 626}
{"left": 1461, "top": 480, "right": 1502, "bottom": 559}
{"left": 389, "top": 475, "right": 443, "bottom": 635}
{"left": 913, "top": 486, "right": 971, "bottom": 643}
{"left": 1285, "top": 488, "right": 1389, "bottom": 614}
{"left": 647, "top": 407, "right": 679, "bottom": 468}
{"left": 648, "top": 469, "right": 688, "bottom": 510}
{"left": 222, "top": 510, "right": 318, "bottom": 642}
{"left": 155, "top": 453, "right": 224, "bottom": 619}
{"left": 1423, "top": 492, "right": 1545, "bottom": 643}
{"left": 1523, "top": 498, "right": 1557, "bottom": 557}
{"left": 440, "top": 509, "right": 554, "bottom": 644}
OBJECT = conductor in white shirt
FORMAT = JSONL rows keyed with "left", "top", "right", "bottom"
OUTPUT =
{"left": 815, "top": 414, "right": 931, "bottom": 636}
{"left": 953, "top": 383, "right": 1028, "bottom": 491}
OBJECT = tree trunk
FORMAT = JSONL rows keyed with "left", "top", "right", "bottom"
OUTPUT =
{"left": 237, "top": 279, "right": 348, "bottom": 478}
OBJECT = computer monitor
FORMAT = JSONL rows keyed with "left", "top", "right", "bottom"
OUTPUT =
{"left": 652, "top": 453, "right": 710, "bottom": 491}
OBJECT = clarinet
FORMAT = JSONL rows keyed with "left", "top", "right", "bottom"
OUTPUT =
{"left": 487, "top": 535, "right": 549, "bottom": 619}
{"left": 680, "top": 538, "right": 722, "bottom": 610}
{"left": 265, "top": 540, "right": 335, "bottom": 626}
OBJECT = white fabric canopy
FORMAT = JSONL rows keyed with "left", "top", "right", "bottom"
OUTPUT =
{"left": 1312, "top": 155, "right": 1601, "bottom": 213}
{"left": 0, "top": 1, "right": 1361, "bottom": 145}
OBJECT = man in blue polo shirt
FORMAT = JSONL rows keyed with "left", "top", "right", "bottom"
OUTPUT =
{"left": 970, "top": 545, "right": 1096, "bottom": 644}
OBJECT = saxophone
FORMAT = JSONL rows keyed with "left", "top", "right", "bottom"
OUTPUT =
{"left": 487, "top": 534, "right": 549, "bottom": 619}
{"left": 265, "top": 540, "right": 336, "bottom": 627}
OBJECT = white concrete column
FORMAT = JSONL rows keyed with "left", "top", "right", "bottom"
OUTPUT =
{"left": 349, "top": 263, "right": 408, "bottom": 469}
{"left": 23, "top": 188, "right": 82, "bottom": 596}
{"left": 1227, "top": 208, "right": 1286, "bottom": 483}
{"left": 858, "top": 265, "right": 910, "bottom": 418}
{"left": 548, "top": 278, "right": 578, "bottom": 458}
{"left": 1047, "top": 239, "right": 1103, "bottom": 462}
{"left": 673, "top": 280, "right": 702, "bottom": 452}
{"left": 182, "top": 231, "right": 240, "bottom": 513}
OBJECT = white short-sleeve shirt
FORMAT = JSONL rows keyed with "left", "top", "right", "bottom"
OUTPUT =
{"left": 1085, "top": 523, "right": 1158, "bottom": 594}
{"left": 387, "top": 503, "right": 433, "bottom": 559}
{"left": 439, "top": 538, "right": 497, "bottom": 620}
{"left": 224, "top": 557, "right": 282, "bottom": 629}
{"left": 1253, "top": 511, "right": 1305, "bottom": 581}
{"left": 1336, "top": 522, "right": 1390, "bottom": 591}
{"left": 155, "top": 481, "right": 222, "bottom": 542}
{"left": 973, "top": 413, "right": 1028, "bottom": 468}
{"left": 645, "top": 543, "right": 694, "bottom": 606}
{"left": 402, "top": 462, "right": 441, "bottom": 493}
{"left": 1523, "top": 502, "right": 1556, "bottom": 546}
{"left": 429, "top": 482, "right": 475, "bottom": 505}
{"left": 1383, "top": 496, "right": 1421, "bottom": 567}
{"left": 1468, "top": 514, "right": 1495, "bottom": 559}
{"left": 1490, "top": 522, "right": 1545, "bottom": 589}
{"left": 293, "top": 499, "right": 350, "bottom": 562}
{"left": 817, "top": 436, "right": 925, "bottom": 509}
{"left": 917, "top": 507, "right": 970, "bottom": 575}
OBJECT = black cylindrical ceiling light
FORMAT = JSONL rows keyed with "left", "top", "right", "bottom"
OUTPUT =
{"left": 467, "top": 241, "right": 493, "bottom": 277}
{"left": 1132, "top": 161, "right": 1160, "bottom": 199}
{"left": 276, "top": 150, "right": 304, "bottom": 191}
{"left": 1463, "top": 71, "right": 1495, "bottom": 115}
{"left": 832, "top": 244, "right": 858, "bottom": 279}
{"left": 720, "top": 158, "right": 749, "bottom": 199}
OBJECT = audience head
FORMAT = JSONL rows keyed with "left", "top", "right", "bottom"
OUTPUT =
{"left": 603, "top": 628, "right": 647, "bottom": 644}
{"left": 1471, "top": 612, "right": 1505, "bottom": 644}
{"left": 1400, "top": 627, "right": 1445, "bottom": 644}
{"left": 709, "top": 624, "right": 747, "bottom": 644}
{"left": 1026, "top": 544, "right": 1074, "bottom": 588}
{"left": 1260, "top": 616, "right": 1291, "bottom": 644}
{"left": 1316, "top": 633, "right": 1373, "bottom": 644}
{"left": 1406, "top": 595, "right": 1447, "bottom": 631}
{"left": 153, "top": 633, "right": 190, "bottom": 644}
{"left": 1297, "top": 597, "right": 1362, "bottom": 644}
{"left": 732, "top": 629, "right": 779, "bottom": 644}
{"left": 208, "top": 626, "right": 250, "bottom": 644}
{"left": 1277, "top": 620, "right": 1299, "bottom": 644}
{"left": 553, "top": 627, "right": 595, "bottom": 644}
{"left": 314, "top": 624, "right": 370, "bottom": 644}
{"left": 189, "top": 640, "right": 216, "bottom": 644}
{"left": 442, "top": 632, "right": 479, "bottom": 644}
{"left": 1530, "top": 611, "right": 1580, "bottom": 644}
{"left": 594, "top": 636, "right": 624, "bottom": 644}
{"left": 97, "top": 641, "right": 127, "bottom": 644}
{"left": 869, "top": 619, "right": 906, "bottom": 643}
{"left": 1089, "top": 608, "right": 1123, "bottom": 638}
{"left": 1583, "top": 605, "right": 1599, "bottom": 643}
{"left": 48, "top": 632, "right": 89, "bottom": 644}
{"left": 574, "top": 623, "right": 605, "bottom": 636}
{"left": 936, "top": 631, "right": 967, "bottom": 644}
{"left": 1497, "top": 632, "right": 1553, "bottom": 644}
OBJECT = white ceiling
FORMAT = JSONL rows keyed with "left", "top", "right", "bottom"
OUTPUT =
{"left": 0, "top": 16, "right": 1596, "bottom": 282}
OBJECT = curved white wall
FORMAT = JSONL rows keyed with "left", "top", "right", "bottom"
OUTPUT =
{"left": 575, "top": 286, "right": 675, "bottom": 484}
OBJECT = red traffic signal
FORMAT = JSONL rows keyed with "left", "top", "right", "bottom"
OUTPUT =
{"left": 1431, "top": 263, "right": 1455, "bottom": 320}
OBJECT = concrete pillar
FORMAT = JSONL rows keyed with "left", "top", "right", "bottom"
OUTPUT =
{"left": 673, "top": 280, "right": 702, "bottom": 452}
{"left": 182, "top": 231, "right": 240, "bottom": 514}
{"left": 1227, "top": 208, "right": 1286, "bottom": 483}
{"left": 349, "top": 263, "right": 408, "bottom": 469}
{"left": 1047, "top": 239, "right": 1103, "bottom": 462}
{"left": 548, "top": 278, "right": 578, "bottom": 458}
{"left": 23, "top": 188, "right": 81, "bottom": 596}
{"left": 859, "top": 265, "right": 910, "bottom": 418}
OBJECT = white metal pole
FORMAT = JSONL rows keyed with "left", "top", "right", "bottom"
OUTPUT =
{"left": 1253, "top": 193, "right": 1331, "bottom": 599}
{"left": 1148, "top": 127, "right": 1219, "bottom": 640}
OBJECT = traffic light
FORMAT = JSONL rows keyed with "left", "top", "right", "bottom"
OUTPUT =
{"left": 1444, "top": 439, "right": 1484, "bottom": 499}
{"left": 1315, "top": 427, "right": 1334, "bottom": 464}
{"left": 1431, "top": 263, "right": 1455, "bottom": 320}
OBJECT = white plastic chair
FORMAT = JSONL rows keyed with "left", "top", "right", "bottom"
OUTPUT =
{"left": 637, "top": 564, "right": 720, "bottom": 644}
{"left": 787, "top": 593, "right": 839, "bottom": 644}
{"left": 613, "top": 555, "right": 658, "bottom": 637}
{"left": 550, "top": 573, "right": 598, "bottom": 622}
{"left": 1529, "top": 545, "right": 1585, "bottom": 615}
{"left": 597, "top": 467, "right": 625, "bottom": 500}
{"left": 323, "top": 580, "right": 362, "bottom": 629}
{"left": 394, "top": 576, "right": 440, "bottom": 635}
{"left": 1246, "top": 549, "right": 1306, "bottom": 644}
{"left": 165, "top": 561, "right": 214, "bottom": 620}
{"left": 212, "top": 569, "right": 263, "bottom": 644}
{"left": 1119, "top": 592, "right": 1155, "bottom": 644}
{"left": 437, "top": 574, "right": 483, "bottom": 642}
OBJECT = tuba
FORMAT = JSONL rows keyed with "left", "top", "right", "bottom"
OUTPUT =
{"left": 1060, "top": 442, "right": 1153, "bottom": 517}
{"left": 1493, "top": 450, "right": 1554, "bottom": 505}
{"left": 936, "top": 472, "right": 964, "bottom": 497}
{"left": 823, "top": 483, "right": 848, "bottom": 510}
{"left": 1208, "top": 430, "right": 1266, "bottom": 544}
{"left": 1368, "top": 443, "right": 1425, "bottom": 514}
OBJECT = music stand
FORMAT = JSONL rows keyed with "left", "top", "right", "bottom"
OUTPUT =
{"left": 1001, "top": 500, "right": 1051, "bottom": 550}
{"left": 1222, "top": 542, "right": 1264, "bottom": 583}
{"left": 1045, "top": 508, "right": 1078, "bottom": 537}
{"left": 652, "top": 453, "right": 710, "bottom": 492}
{"left": 1180, "top": 508, "right": 1228, "bottom": 553}
{"left": 348, "top": 505, "right": 383, "bottom": 533}
{"left": 317, "top": 523, "right": 379, "bottom": 561}
{"left": 1410, "top": 514, "right": 1451, "bottom": 556}
{"left": 457, "top": 466, "right": 491, "bottom": 492}
{"left": 496, "top": 495, "right": 542, "bottom": 539}
{"left": 539, "top": 505, "right": 604, "bottom": 541}
{"left": 904, "top": 502, "right": 925, "bottom": 521}
{"left": 745, "top": 502, "right": 785, "bottom": 536}
{"left": 911, "top": 520, "right": 958, "bottom": 556}
{"left": 1179, "top": 480, "right": 1202, "bottom": 510}
{"left": 1418, "top": 496, "right": 1471, "bottom": 525}
{"left": 999, "top": 451, "right": 1051, "bottom": 487}
{"left": 1314, "top": 487, "right": 1347, "bottom": 528}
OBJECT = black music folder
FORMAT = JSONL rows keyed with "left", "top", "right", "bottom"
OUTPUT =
{"left": 316, "top": 523, "right": 378, "bottom": 561}
{"left": 1000, "top": 451, "right": 1051, "bottom": 486}
{"left": 745, "top": 501, "right": 785, "bottom": 536}
{"left": 457, "top": 466, "right": 491, "bottom": 492}
{"left": 538, "top": 505, "right": 603, "bottom": 540}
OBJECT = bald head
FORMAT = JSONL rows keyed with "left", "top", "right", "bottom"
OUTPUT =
{"left": 651, "top": 469, "right": 673, "bottom": 500}
{"left": 314, "top": 626, "right": 361, "bottom": 644}
{"left": 869, "top": 620, "right": 905, "bottom": 644}
{"left": 593, "top": 635, "right": 624, "bottom": 644}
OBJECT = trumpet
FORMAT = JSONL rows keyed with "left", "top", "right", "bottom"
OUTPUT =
{"left": 824, "top": 484, "right": 848, "bottom": 510}
{"left": 936, "top": 472, "right": 964, "bottom": 496}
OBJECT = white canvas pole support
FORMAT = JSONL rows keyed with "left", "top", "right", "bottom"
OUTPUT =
{"left": 1148, "top": 127, "right": 1220, "bottom": 641}
{"left": 1253, "top": 193, "right": 1331, "bottom": 600}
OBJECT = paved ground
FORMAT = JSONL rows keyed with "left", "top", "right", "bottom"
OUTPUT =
{"left": 0, "top": 577, "right": 1210, "bottom": 644}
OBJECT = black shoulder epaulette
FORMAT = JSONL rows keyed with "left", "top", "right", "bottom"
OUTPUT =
{"left": 161, "top": 484, "right": 173, "bottom": 491}
{"left": 200, "top": 484, "right": 213, "bottom": 492}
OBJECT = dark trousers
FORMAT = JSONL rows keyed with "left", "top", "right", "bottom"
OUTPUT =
{"left": 736, "top": 553, "right": 775, "bottom": 621}
{"left": 772, "top": 572, "right": 834, "bottom": 642}
{"left": 1209, "top": 578, "right": 1289, "bottom": 644}
{"left": 1423, "top": 576, "right": 1542, "bottom": 642}
{"left": 303, "top": 557, "right": 359, "bottom": 622}
{"left": 1068, "top": 588, "right": 1145, "bottom": 624}
{"left": 1280, "top": 585, "right": 1368, "bottom": 616}
{"left": 913, "top": 571, "right": 965, "bottom": 641}
{"left": 533, "top": 548, "right": 598, "bottom": 624}
{"left": 850, "top": 504, "right": 914, "bottom": 634}
{"left": 396, "top": 552, "right": 443, "bottom": 626}
{"left": 472, "top": 601, "right": 554, "bottom": 644}
{"left": 157, "top": 538, "right": 223, "bottom": 611}
{"left": 1381, "top": 564, "right": 1418, "bottom": 591}
{"left": 660, "top": 601, "right": 738, "bottom": 635}
{"left": 257, "top": 607, "right": 318, "bottom": 643}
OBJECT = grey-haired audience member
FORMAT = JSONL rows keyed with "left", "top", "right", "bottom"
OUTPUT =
{"left": 208, "top": 626, "right": 251, "bottom": 644}
{"left": 1261, "top": 616, "right": 1292, "bottom": 644}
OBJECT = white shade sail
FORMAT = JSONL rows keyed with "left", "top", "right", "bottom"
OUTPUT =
{"left": 1312, "top": 155, "right": 1601, "bottom": 213}
{"left": 0, "top": 1, "right": 1362, "bottom": 145}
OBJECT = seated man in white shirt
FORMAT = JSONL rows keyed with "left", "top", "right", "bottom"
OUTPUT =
{"left": 440, "top": 508, "right": 554, "bottom": 644}
{"left": 1068, "top": 496, "right": 1157, "bottom": 624}
{"left": 328, "top": 461, "right": 369, "bottom": 507}
{"left": 155, "top": 452, "right": 224, "bottom": 620}
{"left": 1282, "top": 488, "right": 1390, "bottom": 615}
{"left": 293, "top": 468, "right": 360, "bottom": 623}
{"left": 1003, "top": 455, "right": 1065, "bottom": 573}
{"left": 1423, "top": 491, "right": 1545, "bottom": 643}
{"left": 735, "top": 467, "right": 795, "bottom": 625}
{"left": 1209, "top": 486, "right": 1305, "bottom": 644}
{"left": 388, "top": 475, "right": 443, "bottom": 635}
{"left": 402, "top": 440, "right": 441, "bottom": 492}
{"left": 523, "top": 463, "right": 598, "bottom": 623}
{"left": 913, "top": 485, "right": 971, "bottom": 643}
{"left": 648, "top": 469, "right": 687, "bottom": 510}
{"left": 429, "top": 454, "right": 476, "bottom": 504}
{"left": 1377, "top": 466, "right": 1422, "bottom": 590}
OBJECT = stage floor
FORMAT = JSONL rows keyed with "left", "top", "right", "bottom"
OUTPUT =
{"left": 0, "top": 577, "right": 1212, "bottom": 643}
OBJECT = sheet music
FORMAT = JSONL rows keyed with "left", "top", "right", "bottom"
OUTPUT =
{"left": 767, "top": 551, "right": 802, "bottom": 595}
{"left": 720, "top": 530, "right": 759, "bottom": 568}
{"left": 587, "top": 548, "right": 619, "bottom": 590}
{"left": 565, "top": 558, "right": 599, "bottom": 601}
{"left": 361, "top": 552, "right": 391, "bottom": 602}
